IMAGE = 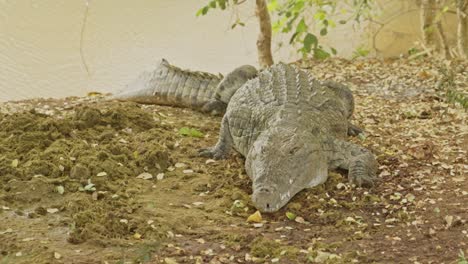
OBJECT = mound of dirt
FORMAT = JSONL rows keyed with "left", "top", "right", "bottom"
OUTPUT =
{"left": 0, "top": 102, "right": 173, "bottom": 245}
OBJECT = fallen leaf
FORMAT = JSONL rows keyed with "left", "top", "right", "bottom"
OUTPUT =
{"left": 156, "top": 173, "right": 164, "bottom": 180}
{"left": 136, "top": 172, "right": 153, "bottom": 180}
{"left": 247, "top": 211, "right": 262, "bottom": 223}
{"left": 96, "top": 172, "right": 107, "bottom": 177}
{"left": 47, "top": 208, "right": 59, "bottom": 214}
{"left": 286, "top": 212, "right": 297, "bottom": 220}
{"left": 57, "top": 185, "right": 65, "bottom": 195}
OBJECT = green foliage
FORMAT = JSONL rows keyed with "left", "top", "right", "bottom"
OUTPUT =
{"left": 178, "top": 127, "right": 204, "bottom": 138}
{"left": 437, "top": 66, "right": 468, "bottom": 109}
{"left": 459, "top": 249, "right": 468, "bottom": 264}
{"left": 269, "top": 0, "right": 373, "bottom": 58}
{"left": 352, "top": 46, "right": 370, "bottom": 59}
{"left": 197, "top": 0, "right": 374, "bottom": 60}
{"left": 196, "top": 0, "right": 229, "bottom": 16}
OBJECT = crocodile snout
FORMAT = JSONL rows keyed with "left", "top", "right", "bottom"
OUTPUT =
{"left": 252, "top": 185, "right": 281, "bottom": 213}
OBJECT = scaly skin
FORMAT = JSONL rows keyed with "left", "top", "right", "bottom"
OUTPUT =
{"left": 199, "top": 63, "right": 377, "bottom": 213}
{"left": 112, "top": 59, "right": 257, "bottom": 115}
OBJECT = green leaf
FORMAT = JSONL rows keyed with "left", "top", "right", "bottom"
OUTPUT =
{"left": 314, "top": 10, "right": 326, "bottom": 21}
{"left": 331, "top": 47, "right": 337, "bottom": 55}
{"left": 11, "top": 159, "right": 19, "bottom": 168}
{"left": 209, "top": 1, "right": 217, "bottom": 8}
{"left": 314, "top": 48, "right": 331, "bottom": 60}
{"left": 303, "top": 33, "right": 318, "bottom": 53}
{"left": 296, "top": 18, "right": 308, "bottom": 33}
{"left": 286, "top": 212, "right": 296, "bottom": 220}
{"left": 320, "top": 27, "right": 328, "bottom": 36}
{"left": 219, "top": 0, "right": 227, "bottom": 10}
{"left": 267, "top": 0, "right": 278, "bottom": 11}
{"left": 196, "top": 6, "right": 210, "bottom": 16}
{"left": 339, "top": 20, "right": 347, "bottom": 24}
{"left": 179, "top": 127, "right": 204, "bottom": 138}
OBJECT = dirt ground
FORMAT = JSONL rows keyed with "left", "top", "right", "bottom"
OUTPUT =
{"left": 0, "top": 58, "right": 467, "bottom": 264}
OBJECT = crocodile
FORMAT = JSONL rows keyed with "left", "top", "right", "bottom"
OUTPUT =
{"left": 199, "top": 63, "right": 377, "bottom": 212}
{"left": 111, "top": 58, "right": 258, "bottom": 115}
{"left": 112, "top": 59, "right": 362, "bottom": 135}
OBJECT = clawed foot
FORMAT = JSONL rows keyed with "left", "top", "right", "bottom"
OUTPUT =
{"left": 348, "top": 171, "right": 375, "bottom": 187}
{"left": 347, "top": 123, "right": 363, "bottom": 136}
{"left": 348, "top": 158, "right": 377, "bottom": 187}
{"left": 198, "top": 147, "right": 227, "bottom": 160}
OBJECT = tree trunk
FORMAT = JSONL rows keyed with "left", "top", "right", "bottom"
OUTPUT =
{"left": 457, "top": 0, "right": 468, "bottom": 58}
{"left": 255, "top": 0, "right": 274, "bottom": 68}
{"left": 420, "top": 0, "right": 437, "bottom": 51}
{"left": 436, "top": 20, "right": 451, "bottom": 59}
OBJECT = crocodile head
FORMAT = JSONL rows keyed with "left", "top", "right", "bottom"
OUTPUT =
{"left": 246, "top": 128, "right": 327, "bottom": 213}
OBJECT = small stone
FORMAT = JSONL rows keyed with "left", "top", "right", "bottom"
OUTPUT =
{"left": 54, "top": 252, "right": 61, "bottom": 259}
{"left": 120, "top": 219, "right": 128, "bottom": 224}
{"left": 183, "top": 169, "right": 194, "bottom": 174}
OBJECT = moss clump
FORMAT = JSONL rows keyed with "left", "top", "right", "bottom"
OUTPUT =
{"left": 250, "top": 237, "right": 282, "bottom": 258}
{"left": 249, "top": 237, "right": 301, "bottom": 261}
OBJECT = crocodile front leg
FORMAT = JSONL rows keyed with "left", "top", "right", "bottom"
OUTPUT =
{"left": 198, "top": 116, "right": 233, "bottom": 159}
{"left": 327, "top": 138, "right": 377, "bottom": 187}
{"left": 347, "top": 122, "right": 363, "bottom": 136}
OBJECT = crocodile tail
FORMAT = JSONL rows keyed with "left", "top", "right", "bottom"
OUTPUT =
{"left": 111, "top": 59, "right": 223, "bottom": 109}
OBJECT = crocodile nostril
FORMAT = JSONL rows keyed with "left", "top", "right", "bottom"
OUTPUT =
{"left": 259, "top": 187, "right": 271, "bottom": 193}
{"left": 266, "top": 203, "right": 270, "bottom": 209}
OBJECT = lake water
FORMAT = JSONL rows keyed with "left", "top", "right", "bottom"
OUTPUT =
{"left": 0, "top": 0, "right": 439, "bottom": 102}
